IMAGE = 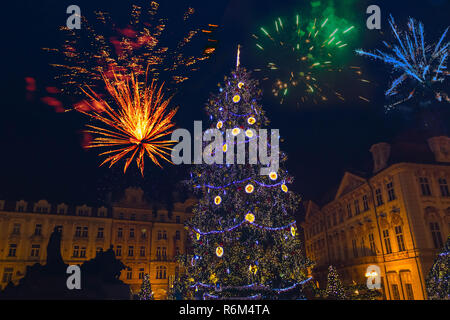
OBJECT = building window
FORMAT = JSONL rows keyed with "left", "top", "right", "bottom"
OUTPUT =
{"left": 354, "top": 200, "right": 360, "bottom": 215}
{"left": 387, "top": 182, "right": 396, "bottom": 201}
{"left": 97, "top": 227, "right": 104, "bottom": 239}
{"left": 116, "top": 245, "right": 122, "bottom": 257}
{"left": 156, "top": 266, "right": 167, "bottom": 279}
{"left": 34, "top": 224, "right": 42, "bottom": 236}
{"left": 128, "top": 246, "right": 134, "bottom": 257}
{"left": 130, "top": 214, "right": 136, "bottom": 221}
{"left": 12, "top": 223, "right": 21, "bottom": 235}
{"left": 391, "top": 284, "right": 401, "bottom": 300}
{"left": 339, "top": 211, "right": 344, "bottom": 223}
{"left": 30, "top": 244, "right": 40, "bottom": 257}
{"left": 75, "top": 226, "right": 82, "bottom": 237}
{"left": 369, "top": 233, "right": 376, "bottom": 254}
{"left": 82, "top": 227, "right": 88, "bottom": 238}
{"left": 438, "top": 178, "right": 449, "bottom": 197}
{"left": 383, "top": 229, "right": 392, "bottom": 254}
{"left": 326, "top": 215, "right": 331, "bottom": 228}
{"left": 8, "top": 244, "right": 17, "bottom": 257}
{"left": 332, "top": 212, "right": 337, "bottom": 226}
{"left": 140, "top": 246, "right": 145, "bottom": 257}
{"left": 141, "top": 230, "right": 147, "bottom": 239}
{"left": 429, "top": 222, "right": 443, "bottom": 249}
{"left": 163, "top": 231, "right": 167, "bottom": 240}
{"left": 175, "top": 231, "right": 181, "bottom": 240}
{"left": 138, "top": 268, "right": 145, "bottom": 280}
{"left": 162, "top": 247, "right": 167, "bottom": 260}
{"left": 73, "top": 246, "right": 79, "bottom": 258}
{"left": 117, "top": 228, "right": 123, "bottom": 238}
{"left": 129, "top": 228, "right": 135, "bottom": 238}
{"left": 126, "top": 268, "right": 132, "bottom": 280}
{"left": 419, "top": 177, "right": 432, "bottom": 196}
{"left": 119, "top": 213, "right": 124, "bottom": 220}
{"left": 395, "top": 226, "right": 406, "bottom": 251}
{"left": 352, "top": 239, "right": 358, "bottom": 258}
{"left": 360, "top": 237, "right": 366, "bottom": 256}
{"left": 156, "top": 247, "right": 161, "bottom": 260}
{"left": 404, "top": 283, "right": 414, "bottom": 300}
{"left": 363, "top": 195, "right": 369, "bottom": 211}
{"left": 56, "top": 225, "right": 63, "bottom": 234}
{"left": 80, "top": 247, "right": 86, "bottom": 258}
{"left": 175, "top": 247, "right": 180, "bottom": 256}
{"left": 157, "top": 230, "right": 162, "bottom": 240}
{"left": 375, "top": 188, "right": 384, "bottom": 206}
{"left": 2, "top": 268, "right": 13, "bottom": 283}
{"left": 176, "top": 216, "right": 181, "bottom": 223}
{"left": 347, "top": 203, "right": 352, "bottom": 218}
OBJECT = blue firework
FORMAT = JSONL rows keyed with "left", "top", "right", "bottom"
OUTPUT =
{"left": 356, "top": 15, "right": 449, "bottom": 109}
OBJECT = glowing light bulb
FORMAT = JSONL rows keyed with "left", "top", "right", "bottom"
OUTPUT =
{"left": 245, "top": 213, "right": 255, "bottom": 223}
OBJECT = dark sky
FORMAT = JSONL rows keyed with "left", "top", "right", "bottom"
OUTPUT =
{"left": 0, "top": 0, "right": 449, "bottom": 205}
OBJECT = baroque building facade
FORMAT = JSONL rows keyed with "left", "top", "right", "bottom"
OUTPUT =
{"left": 0, "top": 187, "right": 195, "bottom": 299}
{"left": 302, "top": 136, "right": 450, "bottom": 300}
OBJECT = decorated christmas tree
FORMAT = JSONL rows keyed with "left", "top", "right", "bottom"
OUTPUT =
{"left": 426, "top": 235, "right": 450, "bottom": 300}
{"left": 177, "top": 49, "right": 312, "bottom": 299}
{"left": 326, "top": 265, "right": 346, "bottom": 300}
{"left": 137, "top": 274, "right": 153, "bottom": 300}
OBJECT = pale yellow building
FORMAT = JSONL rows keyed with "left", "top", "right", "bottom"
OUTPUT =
{"left": 0, "top": 187, "right": 195, "bottom": 299}
{"left": 302, "top": 136, "right": 450, "bottom": 300}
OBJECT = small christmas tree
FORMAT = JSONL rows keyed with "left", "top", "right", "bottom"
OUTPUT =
{"left": 326, "top": 265, "right": 346, "bottom": 300}
{"left": 426, "top": 235, "right": 450, "bottom": 300}
{"left": 138, "top": 274, "right": 153, "bottom": 300}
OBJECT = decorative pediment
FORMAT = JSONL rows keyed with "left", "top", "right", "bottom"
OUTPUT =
{"left": 335, "top": 172, "right": 366, "bottom": 200}
{"left": 304, "top": 200, "right": 321, "bottom": 221}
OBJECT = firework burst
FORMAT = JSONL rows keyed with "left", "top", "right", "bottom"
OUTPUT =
{"left": 79, "top": 70, "right": 178, "bottom": 176}
{"left": 253, "top": 13, "right": 370, "bottom": 106}
{"left": 44, "top": 1, "right": 218, "bottom": 103}
{"left": 356, "top": 15, "right": 450, "bottom": 109}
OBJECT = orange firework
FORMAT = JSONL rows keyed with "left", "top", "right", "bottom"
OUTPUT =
{"left": 79, "top": 71, "right": 178, "bottom": 175}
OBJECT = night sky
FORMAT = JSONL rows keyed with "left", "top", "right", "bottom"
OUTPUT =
{"left": 1, "top": 0, "right": 449, "bottom": 207}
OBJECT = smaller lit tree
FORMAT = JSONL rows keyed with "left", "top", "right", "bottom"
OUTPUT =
{"left": 138, "top": 274, "right": 153, "bottom": 300}
{"left": 426, "top": 235, "right": 450, "bottom": 300}
{"left": 345, "top": 281, "right": 382, "bottom": 300}
{"left": 326, "top": 265, "right": 346, "bottom": 300}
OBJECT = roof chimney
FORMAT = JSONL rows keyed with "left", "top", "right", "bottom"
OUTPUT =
{"left": 370, "top": 142, "right": 391, "bottom": 173}
{"left": 427, "top": 136, "right": 450, "bottom": 163}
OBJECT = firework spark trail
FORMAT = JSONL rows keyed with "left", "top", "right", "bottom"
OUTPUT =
{"left": 43, "top": 2, "right": 218, "bottom": 102}
{"left": 253, "top": 13, "right": 369, "bottom": 106}
{"left": 79, "top": 70, "right": 178, "bottom": 176}
{"left": 356, "top": 15, "right": 450, "bottom": 108}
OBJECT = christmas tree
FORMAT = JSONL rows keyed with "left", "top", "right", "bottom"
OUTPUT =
{"left": 326, "top": 265, "right": 346, "bottom": 300}
{"left": 137, "top": 274, "right": 153, "bottom": 300}
{"left": 426, "top": 235, "right": 450, "bottom": 300}
{"left": 177, "top": 51, "right": 312, "bottom": 299}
